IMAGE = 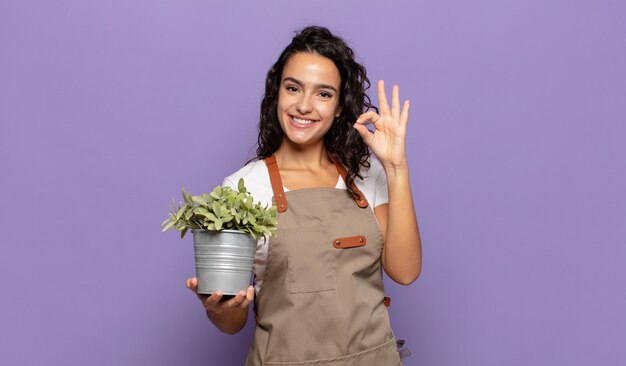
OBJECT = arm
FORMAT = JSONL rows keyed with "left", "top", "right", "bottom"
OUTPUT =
{"left": 374, "top": 164, "right": 422, "bottom": 285}
{"left": 354, "top": 80, "right": 422, "bottom": 285}
{"left": 206, "top": 304, "right": 249, "bottom": 335}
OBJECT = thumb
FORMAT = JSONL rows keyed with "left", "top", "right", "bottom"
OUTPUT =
{"left": 185, "top": 277, "right": 198, "bottom": 293}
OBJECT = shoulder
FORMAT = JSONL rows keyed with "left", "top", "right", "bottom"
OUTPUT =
{"left": 222, "top": 159, "right": 274, "bottom": 207}
{"left": 222, "top": 159, "right": 266, "bottom": 187}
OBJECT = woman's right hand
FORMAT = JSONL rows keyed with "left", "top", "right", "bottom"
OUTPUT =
{"left": 185, "top": 277, "right": 254, "bottom": 314}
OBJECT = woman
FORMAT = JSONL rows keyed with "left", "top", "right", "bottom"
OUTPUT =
{"left": 186, "top": 26, "right": 422, "bottom": 365}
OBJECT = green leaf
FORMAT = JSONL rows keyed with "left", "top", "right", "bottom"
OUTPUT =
{"left": 201, "top": 212, "right": 218, "bottom": 221}
{"left": 161, "top": 221, "right": 175, "bottom": 232}
{"left": 237, "top": 178, "right": 246, "bottom": 193}
{"left": 214, "top": 219, "right": 223, "bottom": 231}
{"left": 212, "top": 201, "right": 221, "bottom": 217}
{"left": 192, "top": 196, "right": 206, "bottom": 204}
{"left": 175, "top": 206, "right": 185, "bottom": 220}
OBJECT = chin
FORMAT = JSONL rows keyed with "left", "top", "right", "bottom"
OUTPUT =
{"left": 285, "top": 137, "right": 317, "bottom": 147}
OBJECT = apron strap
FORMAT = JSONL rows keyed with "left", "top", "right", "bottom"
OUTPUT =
{"left": 264, "top": 155, "right": 288, "bottom": 213}
{"left": 264, "top": 154, "right": 369, "bottom": 211}
{"left": 330, "top": 157, "right": 369, "bottom": 208}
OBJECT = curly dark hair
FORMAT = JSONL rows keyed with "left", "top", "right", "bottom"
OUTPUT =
{"left": 255, "top": 25, "right": 377, "bottom": 200}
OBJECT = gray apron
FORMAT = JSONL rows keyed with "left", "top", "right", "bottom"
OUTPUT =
{"left": 245, "top": 155, "right": 404, "bottom": 365}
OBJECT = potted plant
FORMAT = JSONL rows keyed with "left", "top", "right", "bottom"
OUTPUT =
{"left": 162, "top": 178, "right": 277, "bottom": 295}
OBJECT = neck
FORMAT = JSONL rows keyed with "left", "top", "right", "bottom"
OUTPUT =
{"left": 275, "top": 138, "right": 332, "bottom": 169}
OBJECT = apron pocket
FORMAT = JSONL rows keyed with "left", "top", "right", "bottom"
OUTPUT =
{"left": 283, "top": 228, "right": 336, "bottom": 294}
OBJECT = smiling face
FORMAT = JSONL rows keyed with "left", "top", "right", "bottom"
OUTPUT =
{"left": 277, "top": 52, "right": 342, "bottom": 148}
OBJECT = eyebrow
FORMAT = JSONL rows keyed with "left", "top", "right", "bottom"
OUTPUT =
{"left": 282, "top": 77, "right": 338, "bottom": 94}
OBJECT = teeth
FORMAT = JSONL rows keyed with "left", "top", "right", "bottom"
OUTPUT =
{"left": 292, "top": 117, "right": 315, "bottom": 125}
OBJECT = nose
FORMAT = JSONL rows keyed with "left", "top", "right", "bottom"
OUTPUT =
{"left": 296, "top": 92, "right": 313, "bottom": 115}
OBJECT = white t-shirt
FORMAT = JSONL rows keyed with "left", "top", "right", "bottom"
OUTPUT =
{"left": 222, "top": 157, "right": 389, "bottom": 294}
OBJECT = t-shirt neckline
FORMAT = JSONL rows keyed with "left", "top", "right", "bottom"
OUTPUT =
{"left": 283, "top": 175, "right": 343, "bottom": 192}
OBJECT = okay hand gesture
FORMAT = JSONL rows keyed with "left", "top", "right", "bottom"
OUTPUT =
{"left": 353, "top": 80, "right": 410, "bottom": 169}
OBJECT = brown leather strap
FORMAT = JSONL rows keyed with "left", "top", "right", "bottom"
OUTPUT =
{"left": 383, "top": 296, "right": 391, "bottom": 307}
{"left": 331, "top": 158, "right": 369, "bottom": 208}
{"left": 333, "top": 235, "right": 367, "bottom": 249}
{"left": 264, "top": 155, "right": 288, "bottom": 213}
{"left": 265, "top": 154, "right": 368, "bottom": 211}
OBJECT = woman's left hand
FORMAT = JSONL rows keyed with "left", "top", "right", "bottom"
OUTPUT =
{"left": 353, "top": 80, "right": 410, "bottom": 169}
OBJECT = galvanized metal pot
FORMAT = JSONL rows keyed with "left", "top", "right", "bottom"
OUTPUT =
{"left": 192, "top": 229, "right": 257, "bottom": 295}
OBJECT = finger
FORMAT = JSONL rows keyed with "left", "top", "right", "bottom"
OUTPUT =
{"left": 353, "top": 123, "right": 375, "bottom": 147}
{"left": 377, "top": 80, "right": 390, "bottom": 116}
{"left": 400, "top": 100, "right": 410, "bottom": 127}
{"left": 187, "top": 278, "right": 208, "bottom": 301}
{"left": 191, "top": 278, "right": 211, "bottom": 301}
{"left": 391, "top": 85, "right": 400, "bottom": 122}
{"left": 223, "top": 290, "right": 247, "bottom": 308}
{"left": 204, "top": 290, "right": 224, "bottom": 309}
{"left": 355, "top": 111, "right": 380, "bottom": 126}
{"left": 239, "top": 286, "right": 255, "bottom": 308}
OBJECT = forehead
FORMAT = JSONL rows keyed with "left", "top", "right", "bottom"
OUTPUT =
{"left": 281, "top": 52, "right": 341, "bottom": 87}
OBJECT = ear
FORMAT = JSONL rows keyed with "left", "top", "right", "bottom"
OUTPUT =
{"left": 335, "top": 106, "right": 342, "bottom": 118}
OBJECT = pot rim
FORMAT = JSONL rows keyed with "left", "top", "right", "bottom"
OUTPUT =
{"left": 191, "top": 229, "right": 249, "bottom": 235}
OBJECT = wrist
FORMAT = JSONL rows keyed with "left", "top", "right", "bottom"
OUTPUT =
{"left": 382, "top": 159, "right": 409, "bottom": 174}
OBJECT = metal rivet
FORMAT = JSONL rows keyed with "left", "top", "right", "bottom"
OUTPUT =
{"left": 279, "top": 204, "right": 284, "bottom": 208}
{"left": 335, "top": 240, "right": 341, "bottom": 245}
{"left": 359, "top": 199, "right": 364, "bottom": 203}
{"left": 277, "top": 194, "right": 282, "bottom": 198}
{"left": 359, "top": 238, "right": 364, "bottom": 243}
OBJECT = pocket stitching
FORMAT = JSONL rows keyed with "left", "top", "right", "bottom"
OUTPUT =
{"left": 284, "top": 228, "right": 336, "bottom": 294}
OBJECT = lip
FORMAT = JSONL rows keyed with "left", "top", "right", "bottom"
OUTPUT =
{"left": 288, "top": 115, "right": 319, "bottom": 129}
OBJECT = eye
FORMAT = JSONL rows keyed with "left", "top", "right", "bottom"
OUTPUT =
{"left": 319, "top": 91, "right": 333, "bottom": 99}
{"left": 285, "top": 85, "right": 299, "bottom": 93}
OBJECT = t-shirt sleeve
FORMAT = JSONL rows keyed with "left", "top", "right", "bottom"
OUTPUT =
{"left": 373, "top": 159, "right": 389, "bottom": 207}
{"left": 222, "top": 177, "right": 237, "bottom": 190}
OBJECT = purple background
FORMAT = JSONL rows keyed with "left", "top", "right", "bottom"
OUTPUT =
{"left": 1, "top": 1, "right": 625, "bottom": 365}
